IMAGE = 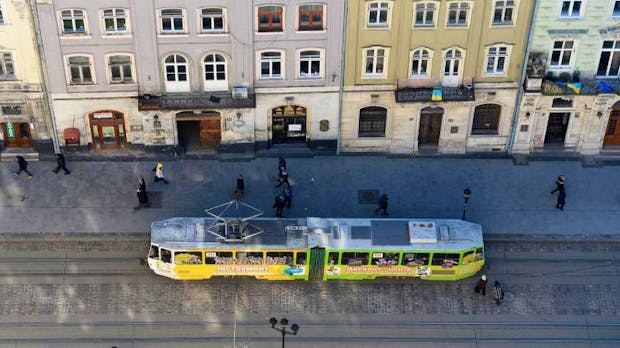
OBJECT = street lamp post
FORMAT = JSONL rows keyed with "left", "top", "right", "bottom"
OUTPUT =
{"left": 269, "top": 317, "right": 299, "bottom": 348}
{"left": 462, "top": 188, "right": 472, "bottom": 220}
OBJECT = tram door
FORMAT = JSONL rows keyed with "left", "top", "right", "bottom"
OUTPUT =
{"left": 309, "top": 247, "right": 325, "bottom": 281}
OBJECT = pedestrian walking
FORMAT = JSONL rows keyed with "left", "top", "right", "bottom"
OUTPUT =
{"left": 375, "top": 193, "right": 389, "bottom": 215}
{"left": 13, "top": 155, "right": 33, "bottom": 178}
{"left": 283, "top": 186, "right": 293, "bottom": 208}
{"left": 153, "top": 162, "right": 169, "bottom": 184}
{"left": 550, "top": 175, "right": 565, "bottom": 194}
{"left": 278, "top": 157, "right": 287, "bottom": 173}
{"left": 556, "top": 189, "right": 566, "bottom": 211}
{"left": 493, "top": 281, "right": 505, "bottom": 305}
{"left": 52, "top": 153, "right": 71, "bottom": 175}
{"left": 235, "top": 174, "right": 245, "bottom": 200}
{"left": 276, "top": 169, "right": 290, "bottom": 188}
{"left": 474, "top": 274, "right": 488, "bottom": 296}
{"left": 273, "top": 194, "right": 286, "bottom": 218}
{"left": 134, "top": 178, "right": 150, "bottom": 210}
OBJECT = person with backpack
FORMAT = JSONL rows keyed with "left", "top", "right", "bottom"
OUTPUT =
{"left": 493, "top": 281, "right": 505, "bottom": 305}
{"left": 153, "top": 162, "right": 169, "bottom": 184}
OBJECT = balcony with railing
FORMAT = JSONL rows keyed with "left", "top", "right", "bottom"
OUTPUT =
{"left": 395, "top": 77, "right": 475, "bottom": 103}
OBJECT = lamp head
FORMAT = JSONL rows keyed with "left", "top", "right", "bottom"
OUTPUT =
{"left": 280, "top": 318, "right": 289, "bottom": 326}
{"left": 463, "top": 188, "right": 472, "bottom": 198}
{"left": 269, "top": 317, "right": 278, "bottom": 327}
{"left": 291, "top": 323, "right": 300, "bottom": 334}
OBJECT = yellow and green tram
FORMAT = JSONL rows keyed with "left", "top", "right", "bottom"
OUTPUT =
{"left": 148, "top": 216, "right": 484, "bottom": 281}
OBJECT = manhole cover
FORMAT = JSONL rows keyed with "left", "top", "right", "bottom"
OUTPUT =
{"left": 358, "top": 190, "right": 379, "bottom": 205}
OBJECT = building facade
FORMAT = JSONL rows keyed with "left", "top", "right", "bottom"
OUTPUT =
{"left": 0, "top": 0, "right": 53, "bottom": 157}
{"left": 340, "top": 0, "right": 533, "bottom": 154}
{"left": 35, "top": 0, "right": 343, "bottom": 154}
{"left": 513, "top": 0, "right": 620, "bottom": 155}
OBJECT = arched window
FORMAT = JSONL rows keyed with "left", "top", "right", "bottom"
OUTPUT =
{"left": 472, "top": 104, "right": 501, "bottom": 135}
{"left": 410, "top": 49, "right": 430, "bottom": 77}
{"left": 203, "top": 53, "right": 227, "bottom": 91}
{"left": 164, "top": 54, "right": 190, "bottom": 92}
{"left": 359, "top": 106, "right": 387, "bottom": 137}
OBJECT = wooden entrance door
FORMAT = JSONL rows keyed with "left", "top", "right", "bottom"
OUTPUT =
{"left": 199, "top": 118, "right": 221, "bottom": 148}
{"left": 418, "top": 110, "right": 443, "bottom": 146}
{"left": 1, "top": 122, "right": 34, "bottom": 147}
{"left": 545, "top": 113, "right": 569, "bottom": 145}
{"left": 604, "top": 108, "right": 620, "bottom": 145}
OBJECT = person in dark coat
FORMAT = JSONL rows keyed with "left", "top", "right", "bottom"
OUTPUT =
{"left": 550, "top": 175, "right": 565, "bottom": 194}
{"left": 556, "top": 190, "right": 566, "bottom": 211}
{"left": 283, "top": 186, "right": 293, "bottom": 208}
{"left": 273, "top": 194, "right": 286, "bottom": 218}
{"left": 375, "top": 194, "right": 389, "bottom": 215}
{"left": 493, "top": 281, "right": 505, "bottom": 305}
{"left": 134, "top": 178, "right": 150, "bottom": 210}
{"left": 278, "top": 157, "right": 287, "bottom": 173}
{"left": 474, "top": 274, "right": 488, "bottom": 296}
{"left": 52, "top": 153, "right": 71, "bottom": 175}
{"left": 13, "top": 155, "right": 33, "bottom": 178}
{"left": 236, "top": 174, "right": 245, "bottom": 194}
{"left": 276, "top": 169, "right": 290, "bottom": 188}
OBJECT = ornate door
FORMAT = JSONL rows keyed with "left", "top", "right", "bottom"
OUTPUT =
{"left": 1, "top": 122, "right": 33, "bottom": 147}
{"left": 604, "top": 109, "right": 620, "bottom": 146}
{"left": 199, "top": 118, "right": 221, "bottom": 148}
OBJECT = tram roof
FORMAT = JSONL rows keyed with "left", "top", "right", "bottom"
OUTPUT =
{"left": 151, "top": 217, "right": 483, "bottom": 251}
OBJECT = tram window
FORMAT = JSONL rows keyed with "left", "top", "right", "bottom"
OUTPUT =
{"left": 474, "top": 247, "right": 484, "bottom": 261}
{"left": 341, "top": 252, "right": 369, "bottom": 266}
{"left": 402, "top": 253, "right": 429, "bottom": 266}
{"left": 174, "top": 251, "right": 203, "bottom": 265}
{"left": 205, "top": 251, "right": 234, "bottom": 264}
{"left": 462, "top": 250, "right": 475, "bottom": 264}
{"left": 295, "top": 252, "right": 307, "bottom": 265}
{"left": 266, "top": 252, "right": 293, "bottom": 265}
{"left": 235, "top": 251, "right": 264, "bottom": 264}
{"left": 149, "top": 245, "right": 159, "bottom": 259}
{"left": 372, "top": 252, "right": 399, "bottom": 266}
{"left": 161, "top": 249, "right": 172, "bottom": 263}
{"left": 328, "top": 252, "right": 340, "bottom": 265}
{"left": 431, "top": 253, "right": 459, "bottom": 268}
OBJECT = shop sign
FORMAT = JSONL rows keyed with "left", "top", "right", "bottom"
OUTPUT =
{"left": 92, "top": 112, "right": 114, "bottom": 119}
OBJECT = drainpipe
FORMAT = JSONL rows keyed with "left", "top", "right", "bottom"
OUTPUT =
{"left": 336, "top": 0, "right": 348, "bottom": 155}
{"left": 27, "top": 0, "right": 61, "bottom": 154}
{"left": 506, "top": 0, "right": 540, "bottom": 154}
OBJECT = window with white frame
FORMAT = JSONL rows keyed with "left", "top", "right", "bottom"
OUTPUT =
{"left": 299, "top": 5, "right": 324, "bottom": 31}
{"left": 549, "top": 40, "right": 574, "bottom": 68}
{"left": 597, "top": 40, "right": 620, "bottom": 77}
{"left": 414, "top": 2, "right": 436, "bottom": 27}
{"left": 164, "top": 55, "right": 188, "bottom": 82}
{"left": 367, "top": 2, "right": 390, "bottom": 27}
{"left": 61, "top": 9, "right": 86, "bottom": 34}
{"left": 201, "top": 8, "right": 224, "bottom": 32}
{"left": 299, "top": 50, "right": 322, "bottom": 79}
{"left": 485, "top": 45, "right": 509, "bottom": 75}
{"left": 447, "top": 2, "right": 469, "bottom": 26}
{"left": 364, "top": 47, "right": 387, "bottom": 77}
{"left": 67, "top": 56, "right": 93, "bottom": 84}
{"left": 612, "top": 1, "right": 620, "bottom": 17}
{"left": 103, "top": 8, "right": 128, "bottom": 34}
{"left": 410, "top": 49, "right": 430, "bottom": 77}
{"left": 258, "top": 6, "right": 283, "bottom": 32}
{"left": 108, "top": 55, "right": 133, "bottom": 83}
{"left": 260, "top": 51, "right": 283, "bottom": 79}
{"left": 160, "top": 9, "right": 184, "bottom": 33}
{"left": 0, "top": 52, "right": 14, "bottom": 80}
{"left": 0, "top": 4, "right": 5, "bottom": 24}
{"left": 204, "top": 53, "right": 227, "bottom": 85}
{"left": 560, "top": 0, "right": 582, "bottom": 18}
{"left": 492, "top": 1, "right": 514, "bottom": 25}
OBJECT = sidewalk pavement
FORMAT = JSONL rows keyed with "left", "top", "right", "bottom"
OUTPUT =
{"left": 1, "top": 156, "right": 619, "bottom": 238}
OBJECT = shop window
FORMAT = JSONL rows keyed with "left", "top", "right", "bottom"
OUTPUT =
{"left": 205, "top": 251, "right": 233, "bottom": 264}
{"left": 431, "top": 253, "right": 460, "bottom": 267}
{"left": 358, "top": 106, "right": 387, "bottom": 137}
{"left": 372, "top": 252, "right": 400, "bottom": 266}
{"left": 402, "top": 252, "right": 429, "bottom": 266}
{"left": 341, "top": 252, "right": 369, "bottom": 266}
{"left": 266, "top": 251, "right": 293, "bottom": 265}
{"left": 472, "top": 104, "right": 501, "bottom": 135}
{"left": 161, "top": 248, "right": 172, "bottom": 263}
{"left": 174, "top": 251, "right": 203, "bottom": 265}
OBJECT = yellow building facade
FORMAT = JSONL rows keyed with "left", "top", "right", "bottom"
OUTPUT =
{"left": 0, "top": 0, "right": 52, "bottom": 158}
{"left": 341, "top": 0, "right": 533, "bottom": 154}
